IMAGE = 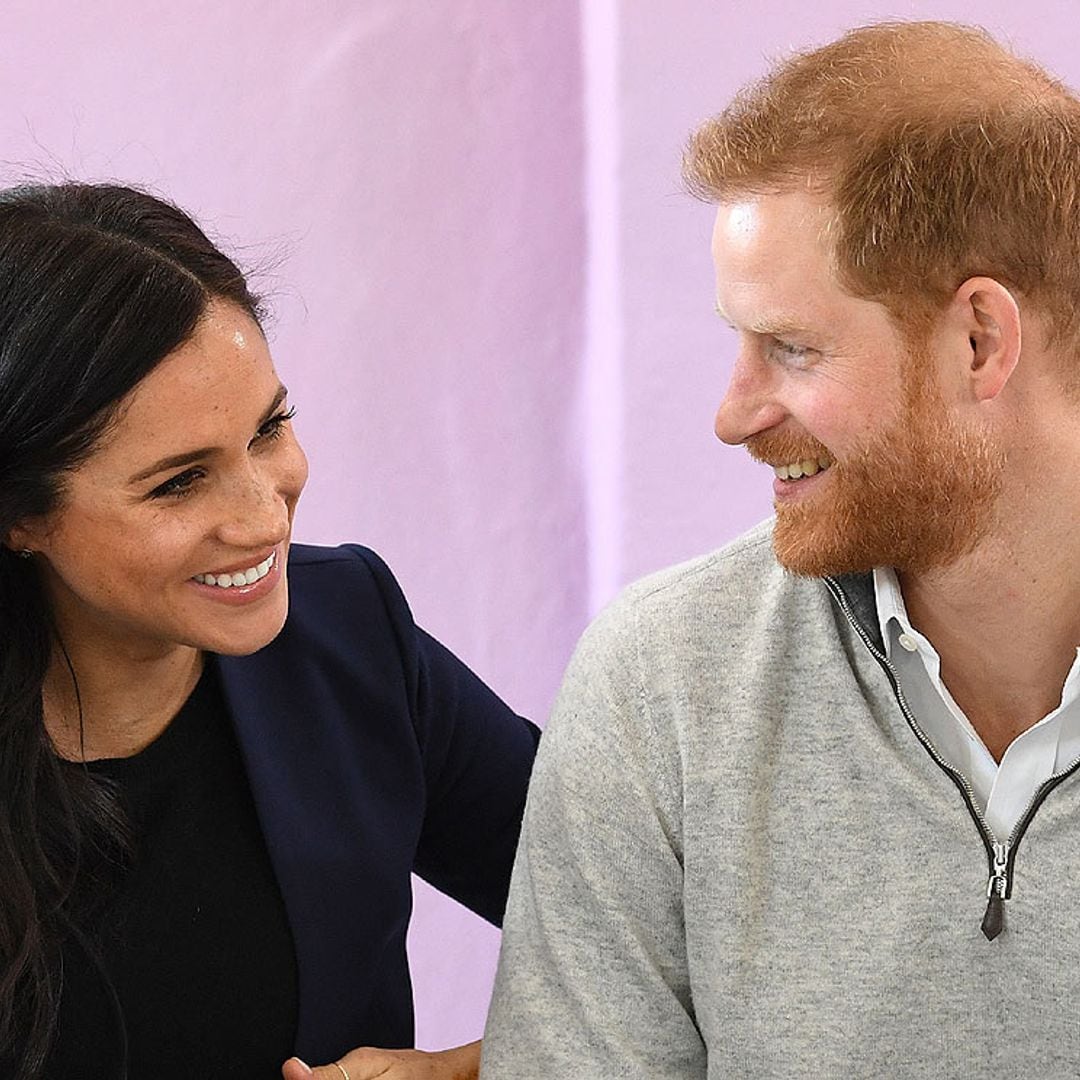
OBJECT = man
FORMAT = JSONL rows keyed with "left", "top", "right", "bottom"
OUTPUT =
{"left": 481, "top": 21, "right": 1080, "bottom": 1078}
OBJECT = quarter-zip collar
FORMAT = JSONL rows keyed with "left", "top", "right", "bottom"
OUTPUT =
{"left": 821, "top": 572, "right": 1076, "bottom": 941}
{"left": 828, "top": 571, "right": 885, "bottom": 651}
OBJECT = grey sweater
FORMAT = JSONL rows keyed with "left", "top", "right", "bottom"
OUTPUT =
{"left": 481, "top": 521, "right": 1080, "bottom": 1078}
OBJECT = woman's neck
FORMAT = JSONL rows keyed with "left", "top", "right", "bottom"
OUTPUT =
{"left": 43, "top": 639, "right": 204, "bottom": 761}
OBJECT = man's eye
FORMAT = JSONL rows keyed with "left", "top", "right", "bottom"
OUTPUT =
{"left": 770, "top": 339, "right": 814, "bottom": 365}
{"left": 254, "top": 405, "right": 297, "bottom": 443}
{"left": 149, "top": 468, "right": 204, "bottom": 499}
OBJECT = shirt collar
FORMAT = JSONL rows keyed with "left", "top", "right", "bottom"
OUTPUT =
{"left": 874, "top": 564, "right": 1080, "bottom": 718}
{"left": 872, "top": 566, "right": 910, "bottom": 657}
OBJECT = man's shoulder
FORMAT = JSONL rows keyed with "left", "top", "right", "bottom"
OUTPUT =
{"left": 578, "top": 518, "right": 852, "bottom": 681}
{"left": 620, "top": 518, "right": 777, "bottom": 605}
{"left": 605, "top": 518, "right": 821, "bottom": 632}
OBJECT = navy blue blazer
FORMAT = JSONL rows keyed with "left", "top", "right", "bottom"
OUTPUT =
{"left": 217, "top": 543, "right": 539, "bottom": 1061}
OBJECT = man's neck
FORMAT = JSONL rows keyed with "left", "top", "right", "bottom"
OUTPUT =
{"left": 898, "top": 500, "right": 1080, "bottom": 762}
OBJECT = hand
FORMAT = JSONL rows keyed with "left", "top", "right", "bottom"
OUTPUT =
{"left": 282, "top": 1039, "right": 481, "bottom": 1080}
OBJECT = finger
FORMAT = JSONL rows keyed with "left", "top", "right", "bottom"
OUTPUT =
{"left": 282, "top": 1058, "right": 314, "bottom": 1079}
{"left": 308, "top": 1049, "right": 398, "bottom": 1080}
{"left": 308, "top": 1062, "right": 382, "bottom": 1080}
{"left": 283, "top": 1058, "right": 354, "bottom": 1080}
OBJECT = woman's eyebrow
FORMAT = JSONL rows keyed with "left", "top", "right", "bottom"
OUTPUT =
{"left": 128, "top": 383, "right": 288, "bottom": 484}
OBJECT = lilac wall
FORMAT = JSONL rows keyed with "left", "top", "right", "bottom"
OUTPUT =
{"left": 3, "top": 0, "right": 1077, "bottom": 1052}
{"left": 0, "top": 2, "right": 584, "bottom": 1050}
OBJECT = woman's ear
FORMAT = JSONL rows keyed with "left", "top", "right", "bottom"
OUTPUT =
{"left": 5, "top": 517, "right": 49, "bottom": 557}
{"left": 951, "top": 276, "right": 1022, "bottom": 402}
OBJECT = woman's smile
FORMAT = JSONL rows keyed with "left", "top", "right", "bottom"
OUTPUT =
{"left": 189, "top": 546, "right": 283, "bottom": 605}
{"left": 193, "top": 547, "right": 277, "bottom": 587}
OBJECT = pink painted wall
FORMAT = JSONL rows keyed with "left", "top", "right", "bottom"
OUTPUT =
{"left": 0, "top": 1, "right": 584, "bottom": 1051}
{"left": 3, "top": 0, "right": 1077, "bottom": 1052}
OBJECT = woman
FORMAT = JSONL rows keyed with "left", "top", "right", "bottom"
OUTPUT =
{"left": 0, "top": 183, "right": 538, "bottom": 1079}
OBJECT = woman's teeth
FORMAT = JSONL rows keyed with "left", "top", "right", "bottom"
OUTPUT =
{"left": 774, "top": 457, "right": 832, "bottom": 481}
{"left": 194, "top": 552, "right": 275, "bottom": 588}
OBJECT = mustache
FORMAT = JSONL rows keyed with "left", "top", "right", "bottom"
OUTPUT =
{"left": 744, "top": 430, "right": 832, "bottom": 467}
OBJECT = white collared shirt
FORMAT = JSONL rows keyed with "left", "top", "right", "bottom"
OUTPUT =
{"left": 873, "top": 567, "right": 1080, "bottom": 841}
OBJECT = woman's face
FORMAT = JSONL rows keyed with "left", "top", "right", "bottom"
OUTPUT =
{"left": 12, "top": 299, "right": 309, "bottom": 659}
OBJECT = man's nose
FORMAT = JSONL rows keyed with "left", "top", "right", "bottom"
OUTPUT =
{"left": 713, "top": 346, "right": 785, "bottom": 445}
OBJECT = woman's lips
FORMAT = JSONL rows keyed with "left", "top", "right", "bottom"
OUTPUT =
{"left": 189, "top": 546, "right": 283, "bottom": 604}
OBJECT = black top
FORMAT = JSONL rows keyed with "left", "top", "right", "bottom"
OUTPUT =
{"left": 46, "top": 663, "right": 298, "bottom": 1079}
{"left": 10, "top": 543, "right": 539, "bottom": 1072}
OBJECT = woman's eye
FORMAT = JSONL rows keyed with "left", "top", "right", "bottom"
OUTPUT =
{"left": 147, "top": 407, "right": 296, "bottom": 499}
{"left": 149, "top": 468, "right": 204, "bottom": 500}
{"left": 254, "top": 405, "right": 296, "bottom": 443}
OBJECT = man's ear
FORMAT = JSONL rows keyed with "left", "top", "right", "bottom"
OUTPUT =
{"left": 950, "top": 276, "right": 1022, "bottom": 403}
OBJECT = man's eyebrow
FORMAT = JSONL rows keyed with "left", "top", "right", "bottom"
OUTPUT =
{"left": 713, "top": 303, "right": 807, "bottom": 338}
{"left": 128, "top": 383, "right": 288, "bottom": 484}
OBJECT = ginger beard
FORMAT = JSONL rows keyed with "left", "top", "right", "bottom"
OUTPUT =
{"left": 748, "top": 349, "right": 1003, "bottom": 578}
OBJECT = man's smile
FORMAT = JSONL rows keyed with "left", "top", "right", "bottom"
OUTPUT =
{"left": 771, "top": 455, "right": 834, "bottom": 481}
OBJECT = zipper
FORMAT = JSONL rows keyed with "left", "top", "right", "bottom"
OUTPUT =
{"left": 987, "top": 747, "right": 1080, "bottom": 933}
{"left": 982, "top": 842, "right": 1008, "bottom": 941}
{"left": 824, "top": 576, "right": 1080, "bottom": 941}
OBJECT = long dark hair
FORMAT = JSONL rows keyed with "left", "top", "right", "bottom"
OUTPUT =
{"left": 0, "top": 183, "right": 262, "bottom": 1077}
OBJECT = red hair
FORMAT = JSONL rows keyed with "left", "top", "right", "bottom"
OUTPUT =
{"left": 685, "top": 22, "right": 1080, "bottom": 358}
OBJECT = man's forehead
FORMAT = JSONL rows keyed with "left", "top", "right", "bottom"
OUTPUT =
{"left": 711, "top": 202, "right": 760, "bottom": 248}
{"left": 711, "top": 189, "right": 834, "bottom": 252}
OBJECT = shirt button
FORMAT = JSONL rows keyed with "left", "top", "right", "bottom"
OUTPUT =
{"left": 898, "top": 632, "right": 918, "bottom": 652}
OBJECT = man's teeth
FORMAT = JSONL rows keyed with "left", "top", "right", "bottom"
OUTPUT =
{"left": 194, "top": 552, "right": 275, "bottom": 588}
{"left": 774, "top": 458, "right": 832, "bottom": 481}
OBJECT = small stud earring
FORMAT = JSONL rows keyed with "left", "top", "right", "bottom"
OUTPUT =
{"left": 16, "top": 549, "right": 33, "bottom": 559}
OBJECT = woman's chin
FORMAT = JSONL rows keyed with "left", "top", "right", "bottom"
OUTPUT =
{"left": 189, "top": 584, "right": 290, "bottom": 656}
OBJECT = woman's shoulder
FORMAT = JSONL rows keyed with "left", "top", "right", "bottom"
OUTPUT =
{"left": 286, "top": 542, "right": 405, "bottom": 605}
{"left": 218, "top": 543, "right": 419, "bottom": 717}
{"left": 287, "top": 541, "right": 390, "bottom": 573}
{"left": 278, "top": 541, "right": 415, "bottom": 650}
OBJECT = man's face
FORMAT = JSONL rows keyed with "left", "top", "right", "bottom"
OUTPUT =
{"left": 711, "top": 189, "right": 1000, "bottom": 577}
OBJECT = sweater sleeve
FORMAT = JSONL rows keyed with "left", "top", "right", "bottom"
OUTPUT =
{"left": 348, "top": 545, "right": 541, "bottom": 926}
{"left": 481, "top": 599, "right": 707, "bottom": 1079}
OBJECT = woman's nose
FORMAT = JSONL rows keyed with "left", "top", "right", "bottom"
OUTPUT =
{"left": 215, "top": 467, "right": 293, "bottom": 550}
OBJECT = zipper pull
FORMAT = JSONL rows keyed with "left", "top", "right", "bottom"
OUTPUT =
{"left": 981, "top": 842, "right": 1010, "bottom": 941}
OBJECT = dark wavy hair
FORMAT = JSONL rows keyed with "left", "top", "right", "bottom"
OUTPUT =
{"left": 0, "top": 183, "right": 262, "bottom": 1078}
